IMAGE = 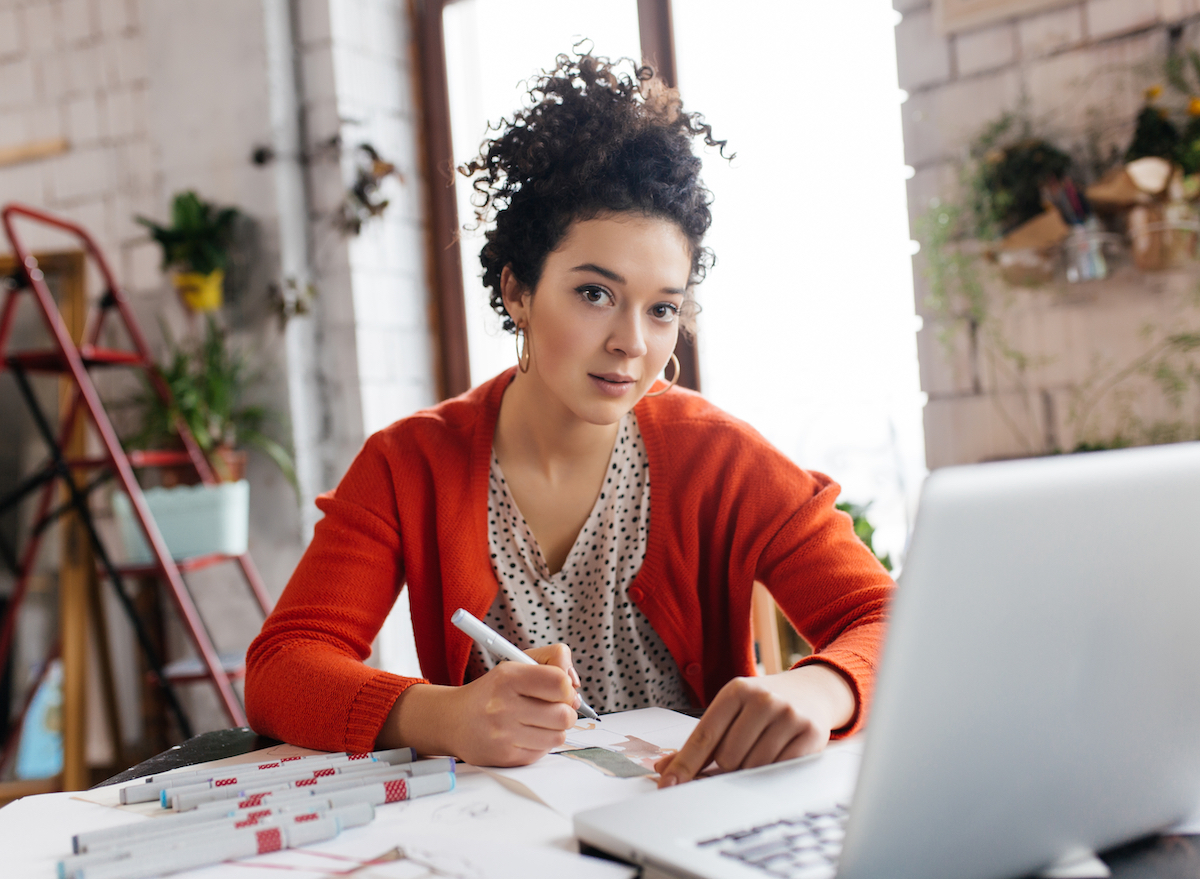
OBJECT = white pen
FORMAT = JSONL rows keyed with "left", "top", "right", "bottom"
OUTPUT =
{"left": 451, "top": 607, "right": 601, "bottom": 722}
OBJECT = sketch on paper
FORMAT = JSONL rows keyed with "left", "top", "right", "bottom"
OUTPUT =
{"left": 558, "top": 708, "right": 693, "bottom": 772}
{"left": 558, "top": 747, "right": 652, "bottom": 777}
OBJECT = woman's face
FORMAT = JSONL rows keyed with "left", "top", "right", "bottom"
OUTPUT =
{"left": 504, "top": 213, "right": 692, "bottom": 426}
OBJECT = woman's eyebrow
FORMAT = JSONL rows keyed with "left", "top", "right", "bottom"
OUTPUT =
{"left": 571, "top": 263, "right": 686, "bottom": 296}
{"left": 571, "top": 263, "right": 625, "bottom": 283}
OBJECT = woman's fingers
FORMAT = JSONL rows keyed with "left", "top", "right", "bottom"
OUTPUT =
{"left": 523, "top": 643, "right": 582, "bottom": 699}
{"left": 711, "top": 684, "right": 809, "bottom": 770}
{"left": 738, "top": 713, "right": 820, "bottom": 769}
{"left": 656, "top": 670, "right": 847, "bottom": 787}
{"left": 494, "top": 658, "right": 578, "bottom": 706}
{"left": 525, "top": 642, "right": 574, "bottom": 674}
{"left": 656, "top": 688, "right": 742, "bottom": 786}
{"left": 506, "top": 712, "right": 573, "bottom": 752}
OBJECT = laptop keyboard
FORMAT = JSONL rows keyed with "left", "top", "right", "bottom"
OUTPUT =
{"left": 695, "top": 802, "right": 849, "bottom": 878}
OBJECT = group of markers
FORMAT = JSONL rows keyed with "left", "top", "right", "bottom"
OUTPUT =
{"left": 58, "top": 746, "right": 457, "bottom": 879}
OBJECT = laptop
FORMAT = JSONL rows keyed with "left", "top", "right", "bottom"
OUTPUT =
{"left": 574, "top": 442, "right": 1200, "bottom": 879}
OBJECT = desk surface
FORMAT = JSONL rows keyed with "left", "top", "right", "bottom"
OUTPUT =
{"left": 89, "top": 729, "right": 1200, "bottom": 879}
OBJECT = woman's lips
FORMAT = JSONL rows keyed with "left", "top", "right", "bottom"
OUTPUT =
{"left": 589, "top": 373, "right": 636, "bottom": 397}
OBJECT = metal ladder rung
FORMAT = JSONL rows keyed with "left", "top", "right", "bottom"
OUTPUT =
{"left": 159, "top": 653, "right": 247, "bottom": 684}
{"left": 5, "top": 346, "right": 145, "bottom": 372}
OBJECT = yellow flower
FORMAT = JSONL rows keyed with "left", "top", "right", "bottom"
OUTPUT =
{"left": 1189, "top": 96, "right": 1200, "bottom": 116}
{"left": 1146, "top": 84, "right": 1164, "bottom": 102}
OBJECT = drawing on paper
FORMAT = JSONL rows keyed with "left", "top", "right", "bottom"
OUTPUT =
{"left": 558, "top": 732, "right": 677, "bottom": 777}
{"left": 558, "top": 747, "right": 652, "bottom": 778}
{"left": 432, "top": 800, "right": 492, "bottom": 822}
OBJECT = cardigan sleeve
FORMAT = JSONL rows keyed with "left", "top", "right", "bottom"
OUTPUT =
{"left": 755, "top": 473, "right": 894, "bottom": 738}
{"left": 244, "top": 435, "right": 429, "bottom": 753}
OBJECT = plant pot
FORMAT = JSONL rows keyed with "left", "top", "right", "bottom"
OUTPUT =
{"left": 173, "top": 268, "right": 224, "bottom": 312}
{"left": 160, "top": 445, "right": 247, "bottom": 488}
{"left": 112, "top": 479, "right": 249, "bottom": 564}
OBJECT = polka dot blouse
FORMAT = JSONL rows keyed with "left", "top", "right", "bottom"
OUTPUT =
{"left": 466, "top": 412, "right": 693, "bottom": 714}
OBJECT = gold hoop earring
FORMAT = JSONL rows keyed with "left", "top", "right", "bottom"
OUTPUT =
{"left": 646, "top": 353, "right": 680, "bottom": 397}
{"left": 515, "top": 326, "right": 531, "bottom": 373}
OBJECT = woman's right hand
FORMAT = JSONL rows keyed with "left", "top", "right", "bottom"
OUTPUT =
{"left": 380, "top": 644, "right": 581, "bottom": 766}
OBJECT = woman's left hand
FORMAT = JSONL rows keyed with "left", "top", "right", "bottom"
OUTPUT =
{"left": 653, "top": 664, "right": 857, "bottom": 787}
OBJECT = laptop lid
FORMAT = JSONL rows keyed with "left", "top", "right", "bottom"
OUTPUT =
{"left": 575, "top": 442, "right": 1200, "bottom": 879}
{"left": 838, "top": 441, "right": 1200, "bottom": 879}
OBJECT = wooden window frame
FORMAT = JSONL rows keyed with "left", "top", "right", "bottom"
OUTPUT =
{"left": 411, "top": 0, "right": 699, "bottom": 399}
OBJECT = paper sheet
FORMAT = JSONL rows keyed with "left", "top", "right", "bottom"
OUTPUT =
{"left": 485, "top": 707, "right": 700, "bottom": 817}
{"left": 4, "top": 790, "right": 140, "bottom": 877}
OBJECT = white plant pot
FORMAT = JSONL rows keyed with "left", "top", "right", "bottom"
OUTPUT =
{"left": 111, "top": 480, "right": 250, "bottom": 564}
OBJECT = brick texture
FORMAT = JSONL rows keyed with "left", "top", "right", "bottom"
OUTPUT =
{"left": 1018, "top": 5, "right": 1084, "bottom": 58}
{"left": 0, "top": 7, "right": 22, "bottom": 59}
{"left": 902, "top": 68, "right": 1022, "bottom": 166}
{"left": 955, "top": 22, "right": 1016, "bottom": 77}
{"left": 895, "top": 5, "right": 952, "bottom": 91}
{"left": 1086, "top": 0, "right": 1159, "bottom": 39}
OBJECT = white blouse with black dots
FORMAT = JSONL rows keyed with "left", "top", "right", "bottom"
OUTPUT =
{"left": 465, "top": 412, "right": 693, "bottom": 715}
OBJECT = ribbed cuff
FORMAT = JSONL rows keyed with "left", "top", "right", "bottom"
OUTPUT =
{"left": 792, "top": 650, "right": 875, "bottom": 738}
{"left": 343, "top": 671, "right": 427, "bottom": 753}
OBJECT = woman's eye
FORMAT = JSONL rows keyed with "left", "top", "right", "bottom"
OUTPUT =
{"left": 651, "top": 303, "right": 680, "bottom": 321}
{"left": 577, "top": 285, "right": 610, "bottom": 305}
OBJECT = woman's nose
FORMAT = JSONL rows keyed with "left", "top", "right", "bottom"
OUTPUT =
{"left": 608, "top": 310, "right": 648, "bottom": 358}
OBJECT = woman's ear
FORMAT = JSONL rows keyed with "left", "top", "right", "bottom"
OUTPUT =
{"left": 500, "top": 265, "right": 530, "bottom": 326}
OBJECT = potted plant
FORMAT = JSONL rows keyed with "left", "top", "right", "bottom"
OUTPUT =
{"left": 137, "top": 191, "right": 240, "bottom": 312}
{"left": 126, "top": 316, "right": 297, "bottom": 491}
{"left": 114, "top": 318, "right": 296, "bottom": 563}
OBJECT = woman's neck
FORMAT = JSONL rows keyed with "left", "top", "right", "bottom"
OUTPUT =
{"left": 493, "top": 371, "right": 621, "bottom": 481}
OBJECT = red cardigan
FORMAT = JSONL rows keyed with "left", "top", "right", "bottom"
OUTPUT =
{"left": 245, "top": 369, "right": 894, "bottom": 753}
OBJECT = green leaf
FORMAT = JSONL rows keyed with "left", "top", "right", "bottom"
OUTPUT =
{"left": 135, "top": 190, "right": 240, "bottom": 274}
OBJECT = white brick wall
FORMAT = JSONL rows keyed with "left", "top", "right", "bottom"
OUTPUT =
{"left": 61, "top": 0, "right": 98, "bottom": 45}
{"left": 955, "top": 22, "right": 1017, "bottom": 76}
{"left": 0, "top": 57, "right": 37, "bottom": 108}
{"left": 1086, "top": 0, "right": 1160, "bottom": 38}
{"left": 1018, "top": 5, "right": 1085, "bottom": 57}
{"left": 896, "top": 0, "right": 1200, "bottom": 467}
{"left": 902, "top": 68, "right": 1023, "bottom": 165}
{"left": 0, "top": 7, "right": 22, "bottom": 58}
{"left": 896, "top": 5, "right": 953, "bottom": 90}
{"left": 22, "top": 2, "right": 59, "bottom": 54}
{"left": 1160, "top": 0, "right": 1200, "bottom": 22}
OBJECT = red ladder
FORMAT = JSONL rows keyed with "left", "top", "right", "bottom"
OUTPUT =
{"left": 0, "top": 202, "right": 274, "bottom": 746}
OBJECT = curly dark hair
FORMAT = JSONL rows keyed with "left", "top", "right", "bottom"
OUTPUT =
{"left": 459, "top": 51, "right": 729, "bottom": 334}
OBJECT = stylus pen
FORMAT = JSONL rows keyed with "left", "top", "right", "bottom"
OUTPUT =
{"left": 451, "top": 607, "right": 601, "bottom": 722}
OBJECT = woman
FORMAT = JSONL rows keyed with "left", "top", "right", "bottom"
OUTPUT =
{"left": 245, "top": 52, "right": 893, "bottom": 788}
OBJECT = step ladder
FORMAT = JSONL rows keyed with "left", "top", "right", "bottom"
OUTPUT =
{"left": 0, "top": 203, "right": 274, "bottom": 758}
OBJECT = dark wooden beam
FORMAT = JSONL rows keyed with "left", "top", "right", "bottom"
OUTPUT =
{"left": 637, "top": 0, "right": 700, "bottom": 393}
{"left": 637, "top": 0, "right": 677, "bottom": 85}
{"left": 411, "top": 0, "right": 471, "bottom": 400}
